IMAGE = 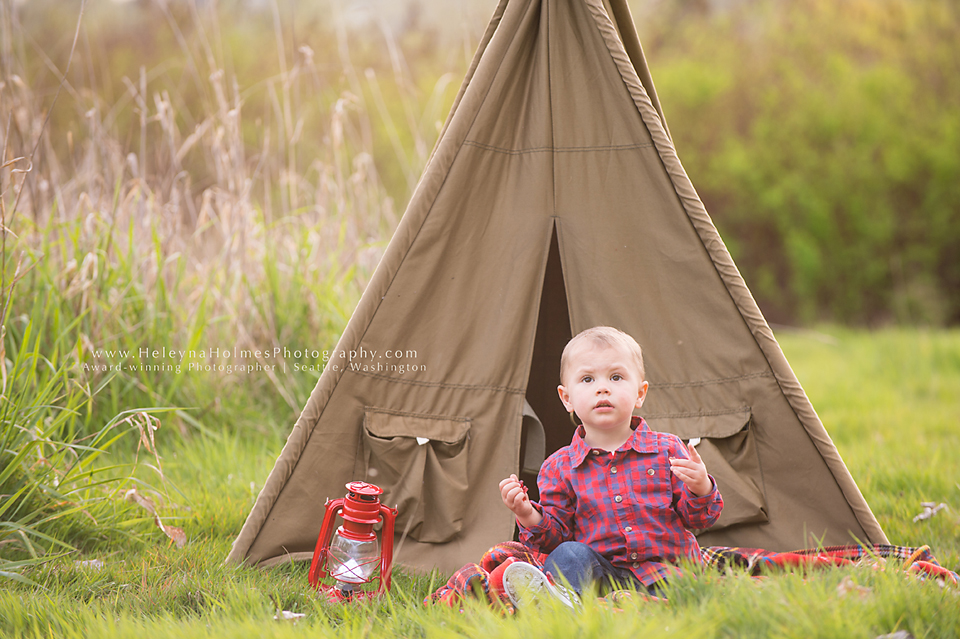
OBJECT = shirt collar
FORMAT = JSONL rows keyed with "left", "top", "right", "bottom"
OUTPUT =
{"left": 570, "top": 416, "right": 657, "bottom": 466}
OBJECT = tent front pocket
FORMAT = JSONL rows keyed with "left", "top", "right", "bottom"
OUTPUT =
{"left": 359, "top": 407, "right": 471, "bottom": 543}
{"left": 646, "top": 408, "right": 767, "bottom": 531}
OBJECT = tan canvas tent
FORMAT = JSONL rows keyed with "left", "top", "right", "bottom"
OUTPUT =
{"left": 228, "top": 0, "right": 887, "bottom": 574}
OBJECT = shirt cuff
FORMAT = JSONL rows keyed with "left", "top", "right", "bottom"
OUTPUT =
{"left": 517, "top": 502, "right": 546, "bottom": 532}
{"left": 683, "top": 474, "right": 720, "bottom": 502}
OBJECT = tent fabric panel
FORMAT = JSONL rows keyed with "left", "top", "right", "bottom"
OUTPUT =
{"left": 553, "top": 149, "right": 768, "bottom": 394}
{"left": 549, "top": 131, "right": 872, "bottom": 545}
{"left": 654, "top": 410, "right": 768, "bottom": 532}
{"left": 238, "top": 46, "right": 565, "bottom": 568}
{"left": 646, "top": 374, "right": 769, "bottom": 421}
{"left": 582, "top": 0, "right": 887, "bottom": 545}
{"left": 465, "top": 0, "right": 552, "bottom": 154}
{"left": 241, "top": 386, "right": 368, "bottom": 565}
{"left": 227, "top": 0, "right": 542, "bottom": 566}
{"left": 230, "top": 0, "right": 887, "bottom": 571}
{"left": 721, "top": 374, "right": 870, "bottom": 548}
{"left": 429, "top": 0, "right": 510, "bottom": 159}
{"left": 243, "top": 377, "right": 525, "bottom": 573}
{"left": 547, "top": 0, "right": 655, "bottom": 152}
{"left": 355, "top": 152, "right": 553, "bottom": 391}
{"left": 647, "top": 407, "right": 752, "bottom": 441}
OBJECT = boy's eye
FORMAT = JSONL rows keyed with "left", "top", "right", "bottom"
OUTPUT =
{"left": 611, "top": 374, "right": 622, "bottom": 381}
{"left": 581, "top": 376, "right": 593, "bottom": 383}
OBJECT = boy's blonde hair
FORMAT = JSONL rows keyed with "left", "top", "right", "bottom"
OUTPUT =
{"left": 560, "top": 326, "right": 646, "bottom": 383}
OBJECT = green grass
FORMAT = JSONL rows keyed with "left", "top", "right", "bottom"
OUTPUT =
{"left": 778, "top": 327, "right": 960, "bottom": 569}
{"left": 0, "top": 533, "right": 956, "bottom": 638}
{"left": 2, "top": 535, "right": 957, "bottom": 638}
{"left": 2, "top": 328, "right": 958, "bottom": 638}
{"left": 2, "top": 1, "right": 959, "bottom": 635}
{"left": 0, "top": 309, "right": 176, "bottom": 571}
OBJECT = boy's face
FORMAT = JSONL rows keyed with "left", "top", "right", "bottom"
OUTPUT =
{"left": 557, "top": 341, "right": 648, "bottom": 435}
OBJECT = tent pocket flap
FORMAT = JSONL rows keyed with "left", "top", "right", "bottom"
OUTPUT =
{"left": 359, "top": 407, "right": 471, "bottom": 543}
{"left": 646, "top": 408, "right": 768, "bottom": 531}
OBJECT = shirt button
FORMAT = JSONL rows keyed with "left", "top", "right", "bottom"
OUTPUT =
{"left": 647, "top": 468, "right": 655, "bottom": 476}
{"left": 632, "top": 563, "right": 639, "bottom": 569}
{"left": 592, "top": 450, "right": 600, "bottom": 455}
{"left": 630, "top": 553, "right": 638, "bottom": 560}
{"left": 624, "top": 526, "right": 632, "bottom": 532}
{"left": 611, "top": 466, "right": 618, "bottom": 474}
{"left": 614, "top": 495, "right": 623, "bottom": 503}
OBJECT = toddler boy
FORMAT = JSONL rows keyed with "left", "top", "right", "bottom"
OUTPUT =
{"left": 499, "top": 326, "right": 723, "bottom": 603}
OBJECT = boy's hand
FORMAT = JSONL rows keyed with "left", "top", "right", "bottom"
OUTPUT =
{"left": 499, "top": 474, "right": 542, "bottom": 528}
{"left": 669, "top": 442, "right": 713, "bottom": 496}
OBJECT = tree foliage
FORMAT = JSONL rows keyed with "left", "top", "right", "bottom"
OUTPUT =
{"left": 649, "top": 0, "right": 960, "bottom": 324}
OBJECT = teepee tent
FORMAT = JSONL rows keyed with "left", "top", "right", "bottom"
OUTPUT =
{"left": 228, "top": 0, "right": 887, "bottom": 574}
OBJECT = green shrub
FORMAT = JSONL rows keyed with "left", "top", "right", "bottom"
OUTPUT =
{"left": 649, "top": 0, "right": 960, "bottom": 325}
{"left": 0, "top": 314, "right": 165, "bottom": 579}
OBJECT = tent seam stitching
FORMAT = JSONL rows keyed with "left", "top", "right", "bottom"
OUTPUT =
{"left": 348, "top": 368, "right": 526, "bottom": 394}
{"left": 644, "top": 407, "right": 750, "bottom": 419}
{"left": 547, "top": 0, "right": 557, "bottom": 222}
{"left": 463, "top": 140, "right": 655, "bottom": 154}
{"left": 364, "top": 406, "right": 473, "bottom": 422}
{"left": 649, "top": 371, "right": 774, "bottom": 389}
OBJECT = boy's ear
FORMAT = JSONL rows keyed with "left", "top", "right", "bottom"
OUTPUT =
{"left": 557, "top": 384, "right": 574, "bottom": 413}
{"left": 635, "top": 380, "right": 649, "bottom": 409}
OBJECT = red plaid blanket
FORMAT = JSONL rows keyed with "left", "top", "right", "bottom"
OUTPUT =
{"left": 425, "top": 542, "right": 959, "bottom": 608}
{"left": 700, "top": 543, "right": 958, "bottom": 581}
{"left": 426, "top": 542, "right": 547, "bottom": 612}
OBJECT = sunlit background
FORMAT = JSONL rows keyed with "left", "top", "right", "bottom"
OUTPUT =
{"left": 4, "top": 0, "right": 958, "bottom": 328}
{"left": 2, "top": 3, "right": 960, "bottom": 630}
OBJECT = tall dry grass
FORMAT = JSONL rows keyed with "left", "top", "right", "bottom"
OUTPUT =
{"left": 1, "top": 0, "right": 464, "bottom": 577}
{"left": 1, "top": 0, "right": 461, "bottom": 437}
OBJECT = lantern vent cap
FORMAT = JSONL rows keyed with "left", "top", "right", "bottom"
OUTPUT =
{"left": 345, "top": 482, "right": 383, "bottom": 498}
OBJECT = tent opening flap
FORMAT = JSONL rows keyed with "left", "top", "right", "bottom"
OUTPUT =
{"left": 522, "top": 223, "right": 574, "bottom": 503}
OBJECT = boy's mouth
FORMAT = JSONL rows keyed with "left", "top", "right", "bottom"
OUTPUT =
{"left": 594, "top": 400, "right": 613, "bottom": 409}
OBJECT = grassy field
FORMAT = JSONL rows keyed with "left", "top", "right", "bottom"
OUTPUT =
{"left": 778, "top": 328, "right": 960, "bottom": 569}
{"left": 1, "top": 328, "right": 958, "bottom": 638}
{"left": 2, "top": 0, "right": 959, "bottom": 636}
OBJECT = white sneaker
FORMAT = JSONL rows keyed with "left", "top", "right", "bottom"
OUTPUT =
{"left": 501, "top": 561, "right": 580, "bottom": 610}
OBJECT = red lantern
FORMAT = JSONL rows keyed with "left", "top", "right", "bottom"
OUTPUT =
{"left": 308, "top": 481, "right": 398, "bottom": 602}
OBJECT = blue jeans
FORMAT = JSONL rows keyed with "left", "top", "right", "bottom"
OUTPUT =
{"left": 544, "top": 541, "right": 659, "bottom": 596}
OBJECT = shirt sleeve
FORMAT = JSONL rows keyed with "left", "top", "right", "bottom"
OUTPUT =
{"left": 668, "top": 436, "right": 724, "bottom": 530}
{"left": 518, "top": 454, "right": 575, "bottom": 553}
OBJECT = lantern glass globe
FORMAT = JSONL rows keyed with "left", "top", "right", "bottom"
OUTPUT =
{"left": 328, "top": 532, "right": 380, "bottom": 585}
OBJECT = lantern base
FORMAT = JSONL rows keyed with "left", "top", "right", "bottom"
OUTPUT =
{"left": 317, "top": 583, "right": 385, "bottom": 604}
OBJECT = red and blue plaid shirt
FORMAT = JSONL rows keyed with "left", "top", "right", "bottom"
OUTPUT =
{"left": 519, "top": 416, "right": 723, "bottom": 586}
